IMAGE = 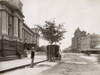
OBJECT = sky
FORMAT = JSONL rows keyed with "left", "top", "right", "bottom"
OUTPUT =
{"left": 21, "top": 0, "right": 100, "bottom": 50}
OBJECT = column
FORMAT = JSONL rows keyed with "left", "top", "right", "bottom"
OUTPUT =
{"left": 0, "top": 11, "right": 2, "bottom": 36}
{"left": 6, "top": 13, "right": 8, "bottom": 36}
{"left": 14, "top": 16, "right": 18, "bottom": 38}
{"left": 0, "top": 10, "right": 2, "bottom": 56}
{"left": 1, "top": 11, "right": 7, "bottom": 35}
{"left": 19, "top": 21, "right": 23, "bottom": 39}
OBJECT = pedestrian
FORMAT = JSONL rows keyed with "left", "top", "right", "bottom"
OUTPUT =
{"left": 58, "top": 49, "right": 62, "bottom": 61}
{"left": 30, "top": 47, "right": 36, "bottom": 67}
{"left": 16, "top": 50, "right": 21, "bottom": 59}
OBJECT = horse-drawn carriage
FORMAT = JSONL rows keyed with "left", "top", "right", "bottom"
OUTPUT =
{"left": 47, "top": 45, "right": 61, "bottom": 61}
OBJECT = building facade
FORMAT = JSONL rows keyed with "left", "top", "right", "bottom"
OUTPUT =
{"left": 31, "top": 28, "right": 39, "bottom": 47}
{"left": 72, "top": 28, "right": 86, "bottom": 52}
{"left": 0, "top": 0, "right": 39, "bottom": 61}
{"left": 72, "top": 28, "right": 100, "bottom": 53}
{"left": 81, "top": 34, "right": 100, "bottom": 53}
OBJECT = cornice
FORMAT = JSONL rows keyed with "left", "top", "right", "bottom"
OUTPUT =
{"left": 0, "top": 1, "right": 24, "bottom": 18}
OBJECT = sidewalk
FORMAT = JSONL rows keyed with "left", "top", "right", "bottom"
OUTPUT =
{"left": 0, "top": 52, "right": 47, "bottom": 73}
{"left": 2, "top": 61, "right": 58, "bottom": 75}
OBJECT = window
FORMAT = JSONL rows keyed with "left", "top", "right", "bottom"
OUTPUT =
{"left": 8, "top": 15, "right": 13, "bottom": 37}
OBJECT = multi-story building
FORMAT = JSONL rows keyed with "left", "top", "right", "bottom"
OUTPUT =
{"left": 0, "top": 0, "right": 39, "bottom": 61}
{"left": 31, "top": 28, "right": 39, "bottom": 47}
{"left": 72, "top": 28, "right": 100, "bottom": 53}
{"left": 72, "top": 28, "right": 86, "bottom": 52}
{"left": 81, "top": 34, "right": 100, "bottom": 53}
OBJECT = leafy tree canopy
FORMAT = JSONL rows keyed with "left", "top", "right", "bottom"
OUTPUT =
{"left": 36, "top": 20, "right": 66, "bottom": 45}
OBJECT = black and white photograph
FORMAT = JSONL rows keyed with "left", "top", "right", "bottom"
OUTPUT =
{"left": 0, "top": 0, "right": 100, "bottom": 75}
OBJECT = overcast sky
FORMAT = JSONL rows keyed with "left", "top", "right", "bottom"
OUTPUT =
{"left": 21, "top": 0, "right": 100, "bottom": 50}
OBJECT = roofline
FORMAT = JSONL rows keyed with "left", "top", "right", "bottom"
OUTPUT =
{"left": 0, "top": 1, "right": 24, "bottom": 18}
{"left": 23, "top": 23, "right": 40, "bottom": 36}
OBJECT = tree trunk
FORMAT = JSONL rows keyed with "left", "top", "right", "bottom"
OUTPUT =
{"left": 49, "top": 42, "right": 53, "bottom": 62}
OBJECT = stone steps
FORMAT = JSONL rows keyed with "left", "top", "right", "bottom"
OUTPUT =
{"left": 0, "top": 56, "right": 3, "bottom": 61}
{"left": 0, "top": 55, "right": 19, "bottom": 61}
{"left": 3, "top": 50, "right": 17, "bottom": 56}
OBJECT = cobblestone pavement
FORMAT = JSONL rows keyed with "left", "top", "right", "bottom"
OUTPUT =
{"left": 38, "top": 53, "right": 100, "bottom": 75}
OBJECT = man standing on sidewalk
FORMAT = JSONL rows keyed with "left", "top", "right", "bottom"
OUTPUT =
{"left": 30, "top": 47, "right": 36, "bottom": 67}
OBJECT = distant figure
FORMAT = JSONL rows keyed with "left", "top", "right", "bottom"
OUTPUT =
{"left": 58, "top": 49, "right": 62, "bottom": 61}
{"left": 17, "top": 50, "right": 21, "bottom": 59}
{"left": 30, "top": 47, "right": 36, "bottom": 67}
{"left": 24, "top": 48, "right": 28, "bottom": 57}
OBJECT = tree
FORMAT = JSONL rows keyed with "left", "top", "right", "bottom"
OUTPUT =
{"left": 36, "top": 20, "right": 66, "bottom": 45}
{"left": 36, "top": 20, "right": 66, "bottom": 61}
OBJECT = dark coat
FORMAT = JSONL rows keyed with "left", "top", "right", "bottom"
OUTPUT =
{"left": 31, "top": 51, "right": 35, "bottom": 59}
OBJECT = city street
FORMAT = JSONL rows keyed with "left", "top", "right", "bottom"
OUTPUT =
{"left": 1, "top": 53, "right": 100, "bottom": 75}
{"left": 0, "top": 0, "right": 100, "bottom": 75}
{"left": 38, "top": 53, "right": 100, "bottom": 75}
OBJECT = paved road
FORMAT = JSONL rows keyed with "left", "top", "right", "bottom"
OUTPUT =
{"left": 38, "top": 53, "right": 100, "bottom": 75}
{"left": 1, "top": 53, "right": 100, "bottom": 75}
{"left": 1, "top": 61, "right": 57, "bottom": 75}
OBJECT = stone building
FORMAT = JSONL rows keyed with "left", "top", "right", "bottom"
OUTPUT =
{"left": 72, "top": 28, "right": 86, "bottom": 52}
{"left": 81, "top": 34, "right": 100, "bottom": 53}
{"left": 72, "top": 27, "right": 100, "bottom": 53}
{"left": 31, "top": 28, "right": 39, "bottom": 47}
{"left": 0, "top": 0, "right": 39, "bottom": 61}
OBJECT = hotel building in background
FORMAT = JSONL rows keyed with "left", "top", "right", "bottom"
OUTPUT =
{"left": 0, "top": 0, "right": 39, "bottom": 61}
{"left": 72, "top": 28, "right": 86, "bottom": 52}
{"left": 81, "top": 33, "right": 100, "bottom": 53}
{"left": 72, "top": 28, "right": 100, "bottom": 53}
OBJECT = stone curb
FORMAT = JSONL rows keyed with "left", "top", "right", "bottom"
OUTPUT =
{"left": 0, "top": 60, "right": 47, "bottom": 73}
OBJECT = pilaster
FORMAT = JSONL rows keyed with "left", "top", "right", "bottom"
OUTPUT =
{"left": 6, "top": 13, "right": 8, "bottom": 35}
{"left": 0, "top": 11, "right": 2, "bottom": 36}
{"left": 14, "top": 16, "right": 18, "bottom": 38}
{"left": 20, "top": 21, "right": 23, "bottom": 39}
{"left": 1, "top": 11, "right": 7, "bottom": 35}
